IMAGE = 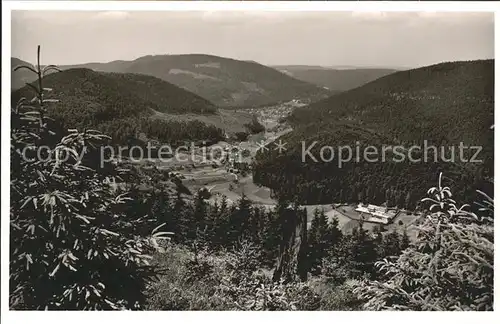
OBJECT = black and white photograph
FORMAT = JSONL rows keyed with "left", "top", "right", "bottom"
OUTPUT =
{"left": 1, "top": 0, "right": 497, "bottom": 319}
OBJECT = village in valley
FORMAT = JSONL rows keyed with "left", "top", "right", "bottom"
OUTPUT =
{"left": 127, "top": 98, "right": 423, "bottom": 239}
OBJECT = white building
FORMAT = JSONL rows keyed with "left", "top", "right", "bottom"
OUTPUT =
{"left": 355, "top": 203, "right": 399, "bottom": 224}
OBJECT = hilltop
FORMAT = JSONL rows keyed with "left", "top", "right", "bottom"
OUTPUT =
{"left": 12, "top": 54, "right": 331, "bottom": 108}
{"left": 272, "top": 65, "right": 397, "bottom": 92}
{"left": 254, "top": 60, "right": 494, "bottom": 207}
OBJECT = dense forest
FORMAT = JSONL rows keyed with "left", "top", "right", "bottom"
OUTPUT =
{"left": 289, "top": 60, "right": 493, "bottom": 152}
{"left": 12, "top": 67, "right": 218, "bottom": 115}
{"left": 11, "top": 68, "right": 225, "bottom": 146}
{"left": 254, "top": 60, "right": 494, "bottom": 208}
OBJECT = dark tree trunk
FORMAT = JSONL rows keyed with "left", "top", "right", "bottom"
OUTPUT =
{"left": 272, "top": 207, "right": 308, "bottom": 283}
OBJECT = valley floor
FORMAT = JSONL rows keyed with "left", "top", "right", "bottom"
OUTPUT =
{"left": 131, "top": 102, "right": 421, "bottom": 237}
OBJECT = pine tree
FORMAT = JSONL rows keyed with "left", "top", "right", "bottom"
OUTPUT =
{"left": 307, "top": 208, "right": 321, "bottom": 273}
{"left": 349, "top": 220, "right": 379, "bottom": 278}
{"left": 227, "top": 194, "right": 253, "bottom": 244}
{"left": 404, "top": 191, "right": 412, "bottom": 209}
{"left": 307, "top": 208, "right": 340, "bottom": 275}
{"left": 381, "top": 230, "right": 402, "bottom": 258}
{"left": 261, "top": 208, "right": 280, "bottom": 266}
{"left": 151, "top": 187, "right": 173, "bottom": 232}
{"left": 373, "top": 225, "right": 384, "bottom": 257}
{"left": 191, "top": 192, "right": 208, "bottom": 244}
{"left": 204, "top": 200, "right": 220, "bottom": 248}
{"left": 327, "top": 215, "right": 343, "bottom": 248}
{"left": 216, "top": 196, "right": 231, "bottom": 247}
{"left": 400, "top": 229, "right": 410, "bottom": 250}
{"left": 173, "top": 189, "right": 190, "bottom": 243}
{"left": 249, "top": 206, "right": 264, "bottom": 246}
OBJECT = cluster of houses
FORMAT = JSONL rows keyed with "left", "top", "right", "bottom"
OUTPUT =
{"left": 247, "top": 100, "right": 299, "bottom": 125}
{"left": 212, "top": 145, "right": 250, "bottom": 179}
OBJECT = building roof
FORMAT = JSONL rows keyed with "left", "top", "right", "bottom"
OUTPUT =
{"left": 356, "top": 203, "right": 398, "bottom": 222}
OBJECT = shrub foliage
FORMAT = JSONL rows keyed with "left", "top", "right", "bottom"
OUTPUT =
{"left": 354, "top": 173, "right": 494, "bottom": 310}
{"left": 10, "top": 46, "right": 168, "bottom": 310}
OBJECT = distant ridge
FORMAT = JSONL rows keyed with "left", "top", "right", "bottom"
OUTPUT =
{"left": 272, "top": 65, "right": 398, "bottom": 92}
{"left": 12, "top": 54, "right": 331, "bottom": 108}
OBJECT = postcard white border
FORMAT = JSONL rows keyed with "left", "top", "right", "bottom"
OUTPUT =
{"left": 2, "top": 1, "right": 498, "bottom": 323}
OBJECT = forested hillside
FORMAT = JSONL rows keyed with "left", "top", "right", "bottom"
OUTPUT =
{"left": 254, "top": 60, "right": 494, "bottom": 207}
{"left": 11, "top": 58, "right": 36, "bottom": 90}
{"left": 12, "top": 68, "right": 224, "bottom": 145}
{"left": 122, "top": 54, "right": 331, "bottom": 107}
{"left": 273, "top": 65, "right": 397, "bottom": 92}
{"left": 12, "top": 54, "right": 330, "bottom": 108}
{"left": 13, "top": 68, "right": 217, "bottom": 115}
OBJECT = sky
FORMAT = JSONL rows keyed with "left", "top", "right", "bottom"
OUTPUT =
{"left": 11, "top": 11, "right": 494, "bottom": 69}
